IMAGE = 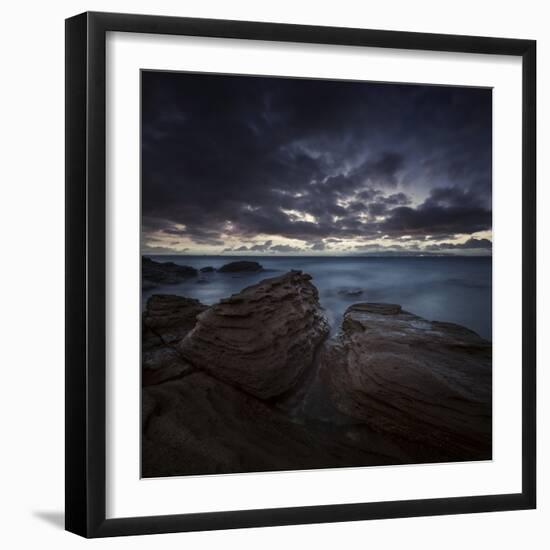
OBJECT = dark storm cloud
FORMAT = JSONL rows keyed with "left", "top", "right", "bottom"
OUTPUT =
{"left": 424, "top": 237, "right": 493, "bottom": 251}
{"left": 366, "top": 192, "right": 413, "bottom": 218}
{"left": 250, "top": 240, "right": 273, "bottom": 251}
{"left": 352, "top": 152, "right": 405, "bottom": 188}
{"left": 142, "top": 71, "right": 492, "bottom": 249}
{"left": 269, "top": 244, "right": 304, "bottom": 253}
{"left": 142, "top": 244, "right": 185, "bottom": 255}
{"left": 379, "top": 186, "right": 492, "bottom": 237}
{"left": 309, "top": 241, "right": 327, "bottom": 251}
{"left": 351, "top": 242, "right": 423, "bottom": 257}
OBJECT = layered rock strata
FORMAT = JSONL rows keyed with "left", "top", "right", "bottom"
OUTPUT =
{"left": 320, "top": 303, "right": 492, "bottom": 462}
{"left": 141, "top": 274, "right": 493, "bottom": 477}
{"left": 177, "top": 271, "right": 329, "bottom": 399}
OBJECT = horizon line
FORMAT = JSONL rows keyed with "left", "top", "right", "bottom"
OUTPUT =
{"left": 142, "top": 253, "right": 492, "bottom": 259}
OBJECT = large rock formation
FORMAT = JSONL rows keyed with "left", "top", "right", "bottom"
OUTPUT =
{"left": 142, "top": 295, "right": 207, "bottom": 386}
{"left": 141, "top": 273, "right": 396, "bottom": 477}
{"left": 142, "top": 372, "right": 390, "bottom": 477}
{"left": 141, "top": 274, "right": 493, "bottom": 478}
{"left": 177, "top": 271, "right": 329, "bottom": 399}
{"left": 218, "top": 260, "right": 262, "bottom": 273}
{"left": 142, "top": 256, "right": 198, "bottom": 285}
{"left": 320, "top": 303, "right": 492, "bottom": 462}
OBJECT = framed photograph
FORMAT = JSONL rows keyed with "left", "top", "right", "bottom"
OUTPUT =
{"left": 65, "top": 11, "right": 536, "bottom": 537}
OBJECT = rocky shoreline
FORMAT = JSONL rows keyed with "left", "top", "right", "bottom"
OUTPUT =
{"left": 142, "top": 270, "right": 492, "bottom": 477}
{"left": 142, "top": 256, "right": 263, "bottom": 289}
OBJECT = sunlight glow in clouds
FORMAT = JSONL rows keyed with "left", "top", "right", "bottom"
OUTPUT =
{"left": 142, "top": 72, "right": 492, "bottom": 257}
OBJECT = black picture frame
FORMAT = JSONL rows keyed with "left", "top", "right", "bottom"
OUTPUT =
{"left": 65, "top": 11, "right": 536, "bottom": 538}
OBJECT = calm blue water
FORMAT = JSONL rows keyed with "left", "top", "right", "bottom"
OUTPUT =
{"left": 143, "top": 256, "right": 492, "bottom": 340}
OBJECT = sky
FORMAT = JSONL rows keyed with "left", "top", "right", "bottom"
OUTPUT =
{"left": 141, "top": 70, "right": 492, "bottom": 256}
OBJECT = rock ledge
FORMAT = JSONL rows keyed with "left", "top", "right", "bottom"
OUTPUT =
{"left": 321, "top": 302, "right": 492, "bottom": 461}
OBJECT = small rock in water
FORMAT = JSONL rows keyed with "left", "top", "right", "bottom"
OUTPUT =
{"left": 337, "top": 288, "right": 364, "bottom": 297}
{"left": 142, "top": 256, "right": 198, "bottom": 284}
{"left": 218, "top": 260, "right": 263, "bottom": 273}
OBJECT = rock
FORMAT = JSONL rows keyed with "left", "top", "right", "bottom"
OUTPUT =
{"left": 178, "top": 271, "right": 329, "bottom": 399}
{"left": 144, "top": 294, "right": 207, "bottom": 343}
{"left": 141, "top": 278, "right": 494, "bottom": 476}
{"left": 142, "top": 372, "right": 391, "bottom": 477}
{"left": 142, "top": 256, "right": 198, "bottom": 284}
{"left": 218, "top": 260, "right": 263, "bottom": 273}
{"left": 337, "top": 288, "right": 364, "bottom": 297}
{"left": 142, "top": 294, "right": 207, "bottom": 385}
{"left": 142, "top": 341, "right": 192, "bottom": 386}
{"left": 320, "top": 303, "right": 492, "bottom": 462}
{"left": 200, "top": 266, "right": 215, "bottom": 273}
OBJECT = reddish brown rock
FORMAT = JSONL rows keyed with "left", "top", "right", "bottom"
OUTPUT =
{"left": 142, "top": 372, "right": 390, "bottom": 477}
{"left": 178, "top": 271, "right": 329, "bottom": 399}
{"left": 320, "top": 303, "right": 492, "bottom": 462}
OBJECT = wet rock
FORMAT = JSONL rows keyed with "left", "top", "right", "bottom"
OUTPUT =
{"left": 142, "top": 256, "right": 198, "bottom": 285}
{"left": 142, "top": 295, "right": 207, "bottom": 385}
{"left": 144, "top": 294, "right": 207, "bottom": 344}
{"left": 337, "top": 288, "right": 364, "bottom": 297}
{"left": 142, "top": 341, "right": 192, "bottom": 386}
{"left": 178, "top": 271, "right": 329, "bottom": 399}
{"left": 218, "top": 260, "right": 263, "bottom": 273}
{"left": 321, "top": 303, "right": 492, "bottom": 462}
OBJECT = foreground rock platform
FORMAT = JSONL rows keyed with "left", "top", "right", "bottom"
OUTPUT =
{"left": 321, "top": 303, "right": 492, "bottom": 462}
{"left": 142, "top": 372, "right": 390, "bottom": 477}
{"left": 141, "top": 273, "right": 492, "bottom": 477}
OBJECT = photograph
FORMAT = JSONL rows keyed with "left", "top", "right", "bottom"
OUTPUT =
{"left": 1, "top": 0, "right": 542, "bottom": 544}
{"left": 140, "top": 70, "right": 493, "bottom": 478}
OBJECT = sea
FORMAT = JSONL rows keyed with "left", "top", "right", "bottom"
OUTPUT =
{"left": 143, "top": 255, "right": 492, "bottom": 340}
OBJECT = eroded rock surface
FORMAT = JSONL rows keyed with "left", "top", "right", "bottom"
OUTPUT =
{"left": 321, "top": 303, "right": 492, "bottom": 462}
{"left": 141, "top": 274, "right": 493, "bottom": 477}
{"left": 142, "top": 295, "right": 207, "bottom": 385}
{"left": 178, "top": 271, "right": 329, "bottom": 399}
